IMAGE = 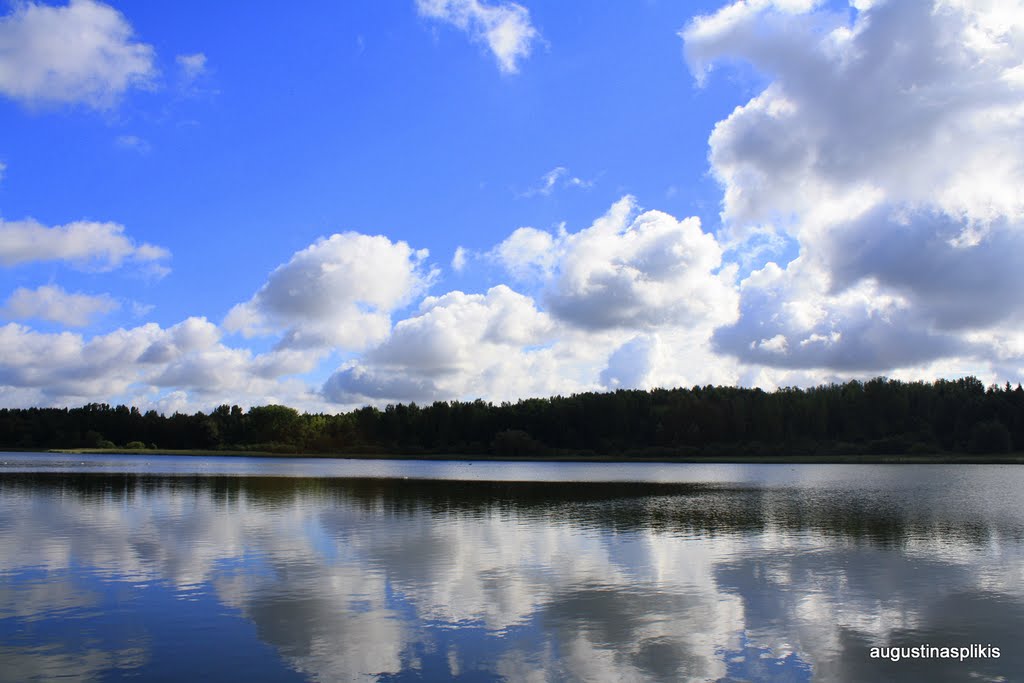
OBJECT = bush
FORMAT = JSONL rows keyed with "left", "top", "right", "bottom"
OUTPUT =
{"left": 96, "top": 440, "right": 116, "bottom": 449}
{"left": 125, "top": 441, "right": 147, "bottom": 449}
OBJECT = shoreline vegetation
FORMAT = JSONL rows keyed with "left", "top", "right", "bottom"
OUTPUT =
{"left": 33, "top": 448, "right": 1024, "bottom": 464}
{"left": 2, "top": 376, "right": 1023, "bottom": 463}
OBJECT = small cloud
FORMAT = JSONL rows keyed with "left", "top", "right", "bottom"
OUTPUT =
{"left": 0, "top": 161, "right": 6, "bottom": 182}
{"left": 451, "top": 246, "right": 468, "bottom": 272}
{"left": 754, "top": 334, "right": 789, "bottom": 354}
{"left": 176, "top": 52, "right": 207, "bottom": 82}
{"left": 523, "top": 166, "right": 594, "bottom": 197}
{"left": 0, "top": 218, "right": 171, "bottom": 272}
{"left": 2, "top": 285, "right": 119, "bottom": 327}
{"left": 115, "top": 134, "right": 151, "bottom": 153}
{"left": 130, "top": 301, "right": 155, "bottom": 317}
{"left": 140, "top": 262, "right": 172, "bottom": 281}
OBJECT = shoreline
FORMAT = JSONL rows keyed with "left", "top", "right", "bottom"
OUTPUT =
{"left": 30, "top": 448, "right": 1024, "bottom": 465}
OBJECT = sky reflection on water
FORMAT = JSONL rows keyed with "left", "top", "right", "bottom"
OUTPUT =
{"left": 1, "top": 457, "right": 1022, "bottom": 682}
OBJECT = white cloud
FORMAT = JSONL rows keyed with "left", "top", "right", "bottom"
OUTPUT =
{"left": 687, "top": 1, "right": 1024, "bottom": 235}
{"left": 2, "top": 285, "right": 118, "bottom": 327}
{"left": 714, "top": 257, "right": 978, "bottom": 371}
{"left": 0, "top": 0, "right": 156, "bottom": 108}
{"left": 684, "top": 0, "right": 1024, "bottom": 376}
{"left": 176, "top": 52, "right": 206, "bottom": 82}
{"left": 0, "top": 161, "right": 6, "bottom": 182}
{"left": 451, "top": 245, "right": 468, "bottom": 272}
{"left": 115, "top": 134, "right": 151, "bottom": 153}
{"left": 0, "top": 219, "right": 170, "bottom": 271}
{"left": 323, "top": 285, "right": 560, "bottom": 404}
{"left": 525, "top": 166, "right": 594, "bottom": 196}
{"left": 322, "top": 198, "right": 753, "bottom": 406}
{"left": 416, "top": 0, "right": 539, "bottom": 73}
{"left": 0, "top": 317, "right": 329, "bottom": 411}
{"left": 224, "top": 232, "right": 436, "bottom": 351}
{"left": 490, "top": 225, "right": 560, "bottom": 281}
{"left": 495, "top": 196, "right": 739, "bottom": 331}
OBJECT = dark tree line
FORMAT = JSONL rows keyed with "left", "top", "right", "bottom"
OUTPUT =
{"left": 1, "top": 377, "right": 1022, "bottom": 457}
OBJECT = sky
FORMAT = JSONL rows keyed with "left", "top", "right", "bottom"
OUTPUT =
{"left": 0, "top": 0, "right": 1022, "bottom": 414}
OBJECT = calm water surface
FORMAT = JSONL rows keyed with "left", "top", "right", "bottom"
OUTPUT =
{"left": 1, "top": 454, "right": 1022, "bottom": 682}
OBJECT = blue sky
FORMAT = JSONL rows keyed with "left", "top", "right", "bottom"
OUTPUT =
{"left": 1, "top": 0, "right": 1022, "bottom": 413}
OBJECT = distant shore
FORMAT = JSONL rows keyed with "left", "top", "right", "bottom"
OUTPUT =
{"left": 33, "top": 448, "right": 1024, "bottom": 464}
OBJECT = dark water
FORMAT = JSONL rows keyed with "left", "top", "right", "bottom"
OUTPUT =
{"left": 1, "top": 454, "right": 1022, "bottom": 682}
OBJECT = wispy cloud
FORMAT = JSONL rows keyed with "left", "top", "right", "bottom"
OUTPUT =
{"left": 523, "top": 166, "right": 594, "bottom": 197}
{"left": 115, "top": 134, "right": 151, "bottom": 153}
{"left": 416, "top": 0, "right": 539, "bottom": 73}
{"left": 176, "top": 52, "right": 207, "bottom": 82}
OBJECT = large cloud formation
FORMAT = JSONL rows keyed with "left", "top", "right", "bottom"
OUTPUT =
{"left": 0, "top": 317, "right": 324, "bottom": 411}
{"left": 684, "top": 0, "right": 1024, "bottom": 375}
{"left": 0, "top": 0, "right": 156, "bottom": 108}
{"left": 324, "top": 199, "right": 741, "bottom": 406}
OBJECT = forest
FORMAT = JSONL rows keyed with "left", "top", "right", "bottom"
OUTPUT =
{"left": 1, "top": 377, "right": 1022, "bottom": 458}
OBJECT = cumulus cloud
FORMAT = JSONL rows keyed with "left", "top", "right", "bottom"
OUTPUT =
{"left": 713, "top": 260, "right": 971, "bottom": 371}
{"left": 225, "top": 232, "right": 436, "bottom": 352}
{"left": 416, "top": 0, "right": 539, "bottom": 73}
{"left": 2, "top": 285, "right": 118, "bottom": 327}
{"left": 321, "top": 198, "right": 749, "bottom": 406}
{"left": 494, "top": 196, "right": 739, "bottom": 331}
{"left": 0, "top": 0, "right": 156, "bottom": 108}
{"left": 684, "top": 0, "right": 1024, "bottom": 375}
{"left": 323, "top": 285, "right": 560, "bottom": 404}
{"left": 686, "top": 1, "right": 1024, "bottom": 233}
{"left": 323, "top": 196, "right": 751, "bottom": 406}
{"left": 0, "top": 219, "right": 170, "bottom": 271}
{"left": 490, "top": 225, "right": 560, "bottom": 281}
{"left": 0, "top": 317, "right": 327, "bottom": 410}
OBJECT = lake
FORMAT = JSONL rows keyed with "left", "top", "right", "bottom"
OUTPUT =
{"left": 1, "top": 454, "right": 1022, "bottom": 682}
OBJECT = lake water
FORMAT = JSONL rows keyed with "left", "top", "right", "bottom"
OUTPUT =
{"left": 1, "top": 454, "right": 1022, "bottom": 682}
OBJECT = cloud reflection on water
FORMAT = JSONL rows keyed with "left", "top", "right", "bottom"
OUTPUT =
{"left": 0, "top": 470, "right": 1022, "bottom": 682}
